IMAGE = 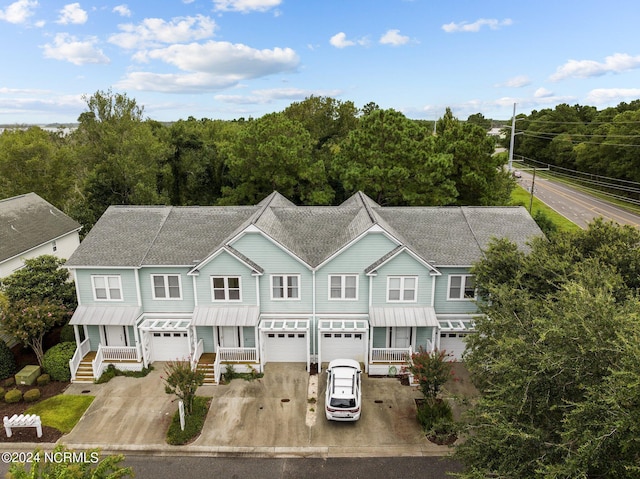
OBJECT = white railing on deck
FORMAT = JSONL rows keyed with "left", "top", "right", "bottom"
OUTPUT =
{"left": 191, "top": 339, "right": 204, "bottom": 371}
{"left": 214, "top": 352, "right": 222, "bottom": 384}
{"left": 371, "top": 347, "right": 412, "bottom": 363}
{"left": 218, "top": 347, "right": 258, "bottom": 363}
{"left": 91, "top": 345, "right": 104, "bottom": 378}
{"left": 101, "top": 346, "right": 138, "bottom": 361}
{"left": 69, "top": 338, "right": 90, "bottom": 381}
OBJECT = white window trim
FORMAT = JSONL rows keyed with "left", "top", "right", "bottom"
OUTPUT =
{"left": 447, "top": 274, "right": 476, "bottom": 301}
{"left": 270, "top": 274, "right": 301, "bottom": 301}
{"left": 151, "top": 274, "right": 183, "bottom": 300}
{"left": 328, "top": 274, "right": 359, "bottom": 301}
{"left": 386, "top": 276, "right": 418, "bottom": 303}
{"left": 211, "top": 276, "right": 243, "bottom": 302}
{"left": 91, "top": 275, "right": 123, "bottom": 302}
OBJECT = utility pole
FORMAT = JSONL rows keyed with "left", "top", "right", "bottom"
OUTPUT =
{"left": 508, "top": 103, "right": 516, "bottom": 172}
{"left": 529, "top": 166, "right": 537, "bottom": 213}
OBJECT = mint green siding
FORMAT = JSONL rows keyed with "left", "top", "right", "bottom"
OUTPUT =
{"left": 242, "top": 327, "right": 256, "bottom": 347}
{"left": 316, "top": 233, "right": 397, "bottom": 313}
{"left": 434, "top": 267, "right": 478, "bottom": 314}
{"left": 232, "top": 233, "right": 312, "bottom": 313}
{"left": 372, "top": 327, "right": 387, "bottom": 348}
{"left": 194, "top": 251, "right": 257, "bottom": 305}
{"left": 127, "top": 326, "right": 136, "bottom": 346}
{"left": 196, "top": 326, "right": 215, "bottom": 353}
{"left": 371, "top": 251, "right": 434, "bottom": 307}
{"left": 75, "top": 269, "right": 138, "bottom": 306}
{"left": 415, "top": 327, "right": 433, "bottom": 350}
{"left": 87, "top": 325, "right": 101, "bottom": 350}
{"left": 140, "top": 267, "right": 194, "bottom": 312}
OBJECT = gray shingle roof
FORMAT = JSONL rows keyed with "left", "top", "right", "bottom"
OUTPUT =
{"left": 66, "top": 192, "right": 543, "bottom": 269}
{"left": 0, "top": 193, "right": 81, "bottom": 263}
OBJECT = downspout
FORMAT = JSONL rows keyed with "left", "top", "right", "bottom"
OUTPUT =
{"left": 312, "top": 270, "right": 316, "bottom": 372}
{"left": 431, "top": 272, "right": 438, "bottom": 352}
{"left": 255, "top": 273, "right": 261, "bottom": 370}
{"left": 133, "top": 268, "right": 143, "bottom": 362}
{"left": 368, "top": 273, "right": 375, "bottom": 373}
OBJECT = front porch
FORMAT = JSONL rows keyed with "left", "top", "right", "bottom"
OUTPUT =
{"left": 192, "top": 338, "right": 261, "bottom": 385}
{"left": 70, "top": 339, "right": 143, "bottom": 383}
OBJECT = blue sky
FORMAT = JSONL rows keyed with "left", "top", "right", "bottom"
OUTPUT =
{"left": 1, "top": 0, "right": 640, "bottom": 124}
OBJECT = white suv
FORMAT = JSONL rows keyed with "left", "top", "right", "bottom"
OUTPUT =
{"left": 325, "top": 359, "right": 362, "bottom": 421}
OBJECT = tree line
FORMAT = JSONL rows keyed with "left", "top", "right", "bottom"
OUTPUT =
{"left": 508, "top": 100, "right": 640, "bottom": 185}
{"left": 0, "top": 90, "right": 511, "bottom": 233}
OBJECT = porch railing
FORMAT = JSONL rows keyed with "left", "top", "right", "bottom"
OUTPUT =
{"left": 92, "top": 345, "right": 140, "bottom": 379}
{"left": 69, "top": 338, "right": 90, "bottom": 381}
{"left": 191, "top": 339, "right": 204, "bottom": 371}
{"left": 218, "top": 347, "right": 258, "bottom": 363}
{"left": 370, "top": 347, "right": 412, "bottom": 363}
{"left": 214, "top": 352, "right": 222, "bottom": 384}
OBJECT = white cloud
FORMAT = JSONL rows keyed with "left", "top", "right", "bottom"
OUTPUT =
{"left": 550, "top": 53, "right": 640, "bottom": 81}
{"left": 0, "top": 0, "right": 38, "bottom": 24}
{"left": 442, "top": 18, "right": 512, "bottom": 33}
{"left": 586, "top": 88, "right": 640, "bottom": 105}
{"left": 379, "top": 29, "right": 410, "bottom": 46}
{"left": 215, "top": 88, "right": 343, "bottom": 104}
{"left": 329, "top": 32, "right": 368, "bottom": 49}
{"left": 330, "top": 32, "right": 354, "bottom": 48}
{"left": 112, "top": 4, "right": 131, "bottom": 17}
{"left": 496, "top": 75, "right": 531, "bottom": 88}
{"left": 213, "top": 0, "right": 281, "bottom": 13}
{"left": 42, "top": 33, "right": 109, "bottom": 65}
{"left": 116, "top": 41, "right": 299, "bottom": 92}
{"left": 57, "top": 3, "right": 87, "bottom": 25}
{"left": 534, "top": 87, "right": 553, "bottom": 98}
{"left": 109, "top": 15, "right": 216, "bottom": 49}
{"left": 144, "top": 41, "right": 298, "bottom": 75}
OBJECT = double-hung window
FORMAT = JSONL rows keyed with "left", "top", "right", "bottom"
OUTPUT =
{"left": 212, "top": 276, "right": 242, "bottom": 301}
{"left": 92, "top": 275, "right": 122, "bottom": 301}
{"left": 271, "top": 275, "right": 300, "bottom": 300}
{"left": 329, "top": 275, "right": 358, "bottom": 300}
{"left": 387, "top": 276, "right": 417, "bottom": 302}
{"left": 152, "top": 274, "right": 182, "bottom": 300}
{"left": 448, "top": 275, "right": 476, "bottom": 300}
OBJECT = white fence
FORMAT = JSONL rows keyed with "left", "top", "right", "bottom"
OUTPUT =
{"left": 191, "top": 339, "right": 204, "bottom": 371}
{"left": 92, "top": 344, "right": 141, "bottom": 378}
{"left": 218, "top": 347, "right": 258, "bottom": 363}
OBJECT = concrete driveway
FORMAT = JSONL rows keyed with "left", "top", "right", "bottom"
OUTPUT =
{"left": 59, "top": 362, "right": 453, "bottom": 456}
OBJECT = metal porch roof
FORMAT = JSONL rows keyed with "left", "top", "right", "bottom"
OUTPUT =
{"left": 69, "top": 305, "right": 141, "bottom": 326}
{"left": 192, "top": 306, "right": 259, "bottom": 327}
{"left": 369, "top": 306, "right": 438, "bottom": 328}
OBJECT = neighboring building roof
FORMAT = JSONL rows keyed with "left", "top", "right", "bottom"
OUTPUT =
{"left": 66, "top": 191, "right": 544, "bottom": 269}
{"left": 0, "top": 192, "right": 81, "bottom": 263}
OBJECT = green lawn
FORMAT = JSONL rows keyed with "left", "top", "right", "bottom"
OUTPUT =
{"left": 511, "top": 185, "right": 581, "bottom": 233}
{"left": 25, "top": 395, "right": 94, "bottom": 433}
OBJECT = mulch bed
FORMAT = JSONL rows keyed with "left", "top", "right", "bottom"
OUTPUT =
{"left": 1, "top": 338, "right": 70, "bottom": 443}
{"left": 0, "top": 381, "right": 69, "bottom": 443}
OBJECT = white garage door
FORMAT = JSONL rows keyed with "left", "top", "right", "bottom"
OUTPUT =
{"left": 321, "top": 332, "right": 366, "bottom": 363}
{"left": 439, "top": 332, "right": 468, "bottom": 361}
{"left": 263, "top": 332, "right": 307, "bottom": 362}
{"left": 150, "top": 331, "right": 191, "bottom": 362}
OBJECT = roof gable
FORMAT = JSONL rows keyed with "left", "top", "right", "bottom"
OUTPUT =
{"left": 0, "top": 193, "right": 81, "bottom": 263}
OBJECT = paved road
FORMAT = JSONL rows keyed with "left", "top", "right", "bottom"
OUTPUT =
{"left": 517, "top": 170, "right": 640, "bottom": 229}
{"left": 121, "top": 455, "right": 463, "bottom": 479}
{"left": 0, "top": 455, "right": 463, "bottom": 478}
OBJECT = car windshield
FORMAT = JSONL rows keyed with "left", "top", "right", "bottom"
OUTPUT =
{"left": 330, "top": 397, "right": 356, "bottom": 408}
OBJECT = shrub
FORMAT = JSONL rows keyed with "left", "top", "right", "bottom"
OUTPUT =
{"left": 23, "top": 388, "right": 41, "bottom": 402}
{"left": 0, "top": 387, "right": 5, "bottom": 397}
{"left": 59, "top": 323, "right": 76, "bottom": 343}
{"left": 417, "top": 398, "right": 453, "bottom": 431}
{"left": 42, "top": 342, "right": 76, "bottom": 382}
{"left": 405, "top": 347, "right": 454, "bottom": 400}
{"left": 36, "top": 374, "right": 50, "bottom": 386}
{"left": 3, "top": 377, "right": 15, "bottom": 387}
{"left": 0, "top": 340, "right": 17, "bottom": 380}
{"left": 5, "top": 389, "right": 22, "bottom": 403}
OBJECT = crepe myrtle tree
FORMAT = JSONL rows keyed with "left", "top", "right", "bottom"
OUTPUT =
{"left": 0, "top": 300, "right": 70, "bottom": 367}
{"left": 404, "top": 347, "right": 454, "bottom": 400}
{"left": 162, "top": 359, "right": 204, "bottom": 416}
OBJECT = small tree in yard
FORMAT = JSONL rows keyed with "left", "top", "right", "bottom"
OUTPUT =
{"left": 0, "top": 300, "right": 70, "bottom": 367}
{"left": 162, "top": 360, "right": 204, "bottom": 416}
{"left": 405, "top": 347, "right": 454, "bottom": 400}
